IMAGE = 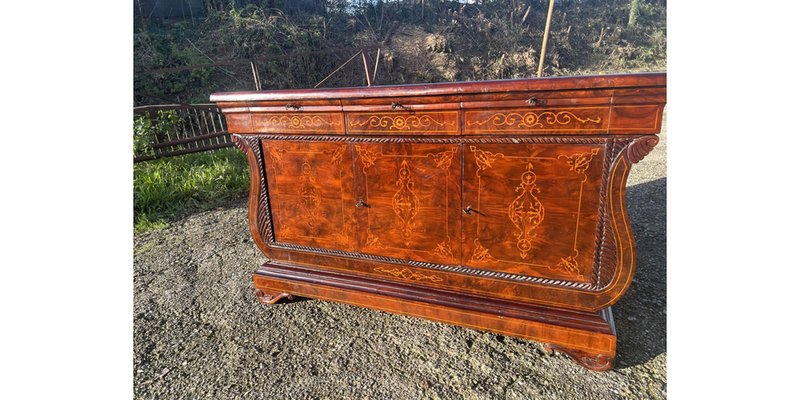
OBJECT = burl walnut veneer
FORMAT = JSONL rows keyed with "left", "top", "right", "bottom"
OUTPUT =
{"left": 210, "top": 72, "right": 666, "bottom": 371}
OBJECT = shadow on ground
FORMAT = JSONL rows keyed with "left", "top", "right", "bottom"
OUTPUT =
{"left": 616, "top": 177, "right": 667, "bottom": 368}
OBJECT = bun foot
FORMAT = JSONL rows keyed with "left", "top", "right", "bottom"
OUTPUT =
{"left": 543, "top": 344, "right": 615, "bottom": 371}
{"left": 255, "top": 289, "right": 295, "bottom": 305}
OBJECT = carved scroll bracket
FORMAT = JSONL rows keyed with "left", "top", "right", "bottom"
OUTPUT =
{"left": 626, "top": 135, "right": 659, "bottom": 164}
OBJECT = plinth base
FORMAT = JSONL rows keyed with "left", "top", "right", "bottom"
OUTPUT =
{"left": 253, "top": 262, "right": 617, "bottom": 371}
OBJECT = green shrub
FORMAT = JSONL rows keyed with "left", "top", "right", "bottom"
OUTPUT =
{"left": 133, "top": 110, "right": 181, "bottom": 157}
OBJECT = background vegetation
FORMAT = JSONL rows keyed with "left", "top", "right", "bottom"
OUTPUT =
{"left": 133, "top": 0, "right": 666, "bottom": 232}
{"left": 135, "top": 0, "right": 666, "bottom": 105}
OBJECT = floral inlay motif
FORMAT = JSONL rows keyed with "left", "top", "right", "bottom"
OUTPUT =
{"left": 297, "top": 160, "right": 322, "bottom": 225}
{"left": 467, "top": 111, "right": 602, "bottom": 129}
{"left": 349, "top": 114, "right": 454, "bottom": 131}
{"left": 391, "top": 160, "right": 420, "bottom": 246}
{"left": 265, "top": 114, "right": 335, "bottom": 129}
{"left": 374, "top": 266, "right": 443, "bottom": 283}
{"left": 469, "top": 145, "right": 505, "bottom": 177}
{"left": 559, "top": 148, "right": 600, "bottom": 177}
{"left": 508, "top": 163, "right": 545, "bottom": 259}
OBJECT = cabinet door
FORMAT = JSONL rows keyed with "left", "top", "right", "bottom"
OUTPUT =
{"left": 462, "top": 143, "right": 606, "bottom": 284}
{"left": 262, "top": 140, "right": 357, "bottom": 252}
{"left": 353, "top": 143, "right": 461, "bottom": 265}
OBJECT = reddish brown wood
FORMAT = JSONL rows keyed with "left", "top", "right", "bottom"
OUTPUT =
{"left": 352, "top": 143, "right": 461, "bottom": 265}
{"left": 346, "top": 111, "right": 460, "bottom": 135}
{"left": 262, "top": 140, "right": 357, "bottom": 252}
{"left": 213, "top": 72, "right": 666, "bottom": 371}
{"left": 253, "top": 262, "right": 616, "bottom": 361}
{"left": 255, "top": 289, "right": 295, "bottom": 305}
{"left": 543, "top": 343, "right": 615, "bottom": 371}
{"left": 462, "top": 142, "right": 605, "bottom": 283}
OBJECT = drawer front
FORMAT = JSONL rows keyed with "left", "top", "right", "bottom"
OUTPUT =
{"left": 346, "top": 111, "right": 460, "bottom": 135}
{"left": 464, "top": 107, "right": 610, "bottom": 134}
{"left": 251, "top": 112, "right": 345, "bottom": 134}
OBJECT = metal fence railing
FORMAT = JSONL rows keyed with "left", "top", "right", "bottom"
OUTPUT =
{"left": 133, "top": 104, "right": 231, "bottom": 162}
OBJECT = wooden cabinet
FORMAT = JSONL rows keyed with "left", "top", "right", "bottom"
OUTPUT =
{"left": 212, "top": 73, "right": 666, "bottom": 371}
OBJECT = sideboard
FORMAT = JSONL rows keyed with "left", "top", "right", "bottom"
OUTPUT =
{"left": 210, "top": 72, "right": 666, "bottom": 371}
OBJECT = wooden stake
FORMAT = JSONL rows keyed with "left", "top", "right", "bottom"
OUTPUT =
{"left": 361, "top": 50, "right": 373, "bottom": 86}
{"left": 537, "top": 0, "right": 556, "bottom": 78}
{"left": 372, "top": 48, "right": 381, "bottom": 83}
{"left": 250, "top": 61, "right": 261, "bottom": 90}
{"left": 313, "top": 50, "right": 363, "bottom": 89}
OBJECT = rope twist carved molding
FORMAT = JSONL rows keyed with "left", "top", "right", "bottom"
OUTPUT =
{"left": 231, "top": 134, "right": 248, "bottom": 153}
{"left": 239, "top": 135, "right": 275, "bottom": 243}
{"left": 230, "top": 134, "right": 612, "bottom": 145}
{"left": 592, "top": 139, "right": 615, "bottom": 286}
{"left": 594, "top": 138, "right": 631, "bottom": 289}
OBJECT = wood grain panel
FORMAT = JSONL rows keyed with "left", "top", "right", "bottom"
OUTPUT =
{"left": 353, "top": 143, "right": 461, "bottom": 266}
{"left": 608, "top": 105, "right": 662, "bottom": 134}
{"left": 463, "top": 143, "right": 606, "bottom": 284}
{"left": 262, "top": 140, "right": 356, "bottom": 251}
{"left": 222, "top": 112, "right": 252, "bottom": 133}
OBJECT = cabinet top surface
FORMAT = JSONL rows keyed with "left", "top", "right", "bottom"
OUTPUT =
{"left": 210, "top": 72, "right": 666, "bottom": 103}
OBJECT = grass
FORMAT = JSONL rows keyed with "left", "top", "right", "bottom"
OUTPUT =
{"left": 134, "top": 148, "right": 249, "bottom": 233}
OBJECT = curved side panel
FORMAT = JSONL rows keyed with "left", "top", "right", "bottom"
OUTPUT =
{"left": 587, "top": 135, "right": 659, "bottom": 310}
{"left": 232, "top": 134, "right": 273, "bottom": 258}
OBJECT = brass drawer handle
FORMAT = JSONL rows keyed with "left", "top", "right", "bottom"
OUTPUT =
{"left": 391, "top": 102, "right": 409, "bottom": 111}
{"left": 527, "top": 97, "right": 547, "bottom": 106}
{"left": 286, "top": 103, "right": 302, "bottom": 110}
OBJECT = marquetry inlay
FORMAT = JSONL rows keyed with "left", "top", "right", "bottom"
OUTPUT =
{"left": 559, "top": 148, "right": 600, "bottom": 176}
{"left": 347, "top": 111, "right": 459, "bottom": 133}
{"left": 467, "top": 110, "right": 602, "bottom": 129}
{"left": 264, "top": 114, "right": 335, "bottom": 129}
{"left": 469, "top": 145, "right": 505, "bottom": 177}
{"left": 508, "top": 163, "right": 545, "bottom": 259}
{"left": 391, "top": 160, "right": 420, "bottom": 246}
{"left": 374, "top": 266, "right": 444, "bottom": 283}
{"left": 297, "top": 160, "right": 322, "bottom": 225}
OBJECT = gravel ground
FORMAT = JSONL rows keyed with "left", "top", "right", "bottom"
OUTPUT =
{"left": 134, "top": 131, "right": 666, "bottom": 399}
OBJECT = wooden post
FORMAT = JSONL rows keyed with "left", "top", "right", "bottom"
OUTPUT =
{"left": 537, "top": 0, "right": 556, "bottom": 78}
{"left": 361, "top": 50, "right": 373, "bottom": 87}
{"left": 372, "top": 48, "right": 382, "bottom": 83}
{"left": 250, "top": 61, "right": 261, "bottom": 91}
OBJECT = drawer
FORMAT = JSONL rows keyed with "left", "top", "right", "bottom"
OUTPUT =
{"left": 221, "top": 99, "right": 345, "bottom": 134}
{"left": 461, "top": 89, "right": 612, "bottom": 135}
{"left": 464, "top": 106, "right": 610, "bottom": 134}
{"left": 343, "top": 95, "right": 461, "bottom": 135}
{"left": 249, "top": 112, "right": 345, "bottom": 134}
